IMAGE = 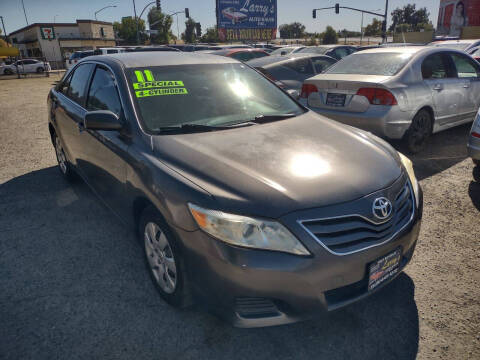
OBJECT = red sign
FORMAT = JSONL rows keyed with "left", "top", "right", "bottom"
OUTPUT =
{"left": 218, "top": 28, "right": 277, "bottom": 41}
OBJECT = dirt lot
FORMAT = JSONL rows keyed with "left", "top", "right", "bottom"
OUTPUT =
{"left": 1, "top": 76, "right": 479, "bottom": 359}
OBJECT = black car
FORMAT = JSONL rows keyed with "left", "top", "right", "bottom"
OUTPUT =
{"left": 48, "top": 52, "right": 422, "bottom": 327}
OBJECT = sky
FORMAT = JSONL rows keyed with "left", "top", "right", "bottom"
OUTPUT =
{"left": 0, "top": 0, "right": 440, "bottom": 37}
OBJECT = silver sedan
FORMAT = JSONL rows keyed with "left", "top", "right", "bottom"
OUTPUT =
{"left": 301, "top": 47, "right": 480, "bottom": 153}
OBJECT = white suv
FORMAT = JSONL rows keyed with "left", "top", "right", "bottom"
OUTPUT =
{"left": 1, "top": 59, "right": 51, "bottom": 75}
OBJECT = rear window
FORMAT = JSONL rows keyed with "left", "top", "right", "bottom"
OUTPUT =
{"left": 127, "top": 63, "right": 304, "bottom": 132}
{"left": 326, "top": 52, "right": 412, "bottom": 76}
{"left": 297, "top": 47, "right": 329, "bottom": 55}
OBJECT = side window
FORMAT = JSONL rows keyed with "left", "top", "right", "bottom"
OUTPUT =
{"left": 66, "top": 63, "right": 95, "bottom": 106}
{"left": 312, "top": 57, "right": 336, "bottom": 73}
{"left": 450, "top": 53, "right": 480, "bottom": 78}
{"left": 285, "top": 58, "right": 314, "bottom": 75}
{"left": 421, "top": 54, "right": 452, "bottom": 79}
{"left": 107, "top": 49, "right": 118, "bottom": 54}
{"left": 86, "top": 67, "right": 122, "bottom": 116}
{"left": 58, "top": 73, "right": 72, "bottom": 94}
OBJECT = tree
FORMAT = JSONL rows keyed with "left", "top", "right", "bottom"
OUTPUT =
{"left": 279, "top": 22, "right": 306, "bottom": 39}
{"left": 182, "top": 18, "right": 197, "bottom": 43}
{"left": 113, "top": 16, "right": 146, "bottom": 45}
{"left": 364, "top": 18, "right": 383, "bottom": 36}
{"left": 147, "top": 7, "right": 173, "bottom": 44}
{"left": 322, "top": 26, "right": 337, "bottom": 44}
{"left": 201, "top": 26, "right": 220, "bottom": 43}
{"left": 390, "top": 4, "right": 431, "bottom": 31}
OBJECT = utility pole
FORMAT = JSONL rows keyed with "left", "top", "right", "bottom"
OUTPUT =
{"left": 0, "top": 16, "right": 8, "bottom": 45}
{"left": 383, "top": 0, "right": 389, "bottom": 43}
{"left": 21, "top": 0, "right": 29, "bottom": 25}
{"left": 133, "top": 0, "right": 140, "bottom": 45}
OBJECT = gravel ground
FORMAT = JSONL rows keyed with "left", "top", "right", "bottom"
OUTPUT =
{"left": 1, "top": 76, "right": 479, "bottom": 359}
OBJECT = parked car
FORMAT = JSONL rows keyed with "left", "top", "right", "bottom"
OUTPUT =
{"left": 468, "top": 46, "right": 480, "bottom": 62}
{"left": 467, "top": 107, "right": 480, "bottom": 166}
{"left": 125, "top": 46, "right": 181, "bottom": 53}
{"left": 1, "top": 58, "right": 51, "bottom": 74}
{"left": 66, "top": 50, "right": 95, "bottom": 69}
{"left": 270, "top": 46, "right": 305, "bottom": 56}
{"left": 251, "top": 44, "right": 282, "bottom": 52}
{"left": 247, "top": 53, "right": 337, "bottom": 94}
{"left": 168, "top": 44, "right": 222, "bottom": 52}
{"left": 296, "top": 45, "right": 357, "bottom": 60}
{"left": 430, "top": 39, "right": 480, "bottom": 52}
{"left": 208, "top": 48, "right": 269, "bottom": 62}
{"left": 48, "top": 52, "right": 422, "bottom": 327}
{"left": 300, "top": 46, "right": 480, "bottom": 153}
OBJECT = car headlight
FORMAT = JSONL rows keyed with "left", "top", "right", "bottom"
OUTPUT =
{"left": 188, "top": 203, "right": 310, "bottom": 256}
{"left": 398, "top": 152, "right": 420, "bottom": 208}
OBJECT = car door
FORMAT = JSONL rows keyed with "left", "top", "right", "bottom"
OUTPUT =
{"left": 449, "top": 52, "right": 480, "bottom": 121}
{"left": 421, "top": 53, "right": 463, "bottom": 127}
{"left": 53, "top": 63, "right": 95, "bottom": 167}
{"left": 79, "top": 64, "right": 130, "bottom": 215}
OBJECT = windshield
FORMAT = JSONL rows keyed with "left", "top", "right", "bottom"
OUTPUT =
{"left": 326, "top": 52, "right": 412, "bottom": 76}
{"left": 128, "top": 63, "right": 304, "bottom": 132}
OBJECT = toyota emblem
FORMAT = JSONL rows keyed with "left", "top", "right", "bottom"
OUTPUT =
{"left": 372, "top": 197, "right": 393, "bottom": 220}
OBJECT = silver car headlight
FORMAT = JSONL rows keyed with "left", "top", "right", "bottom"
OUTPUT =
{"left": 398, "top": 152, "right": 420, "bottom": 208}
{"left": 188, "top": 203, "right": 310, "bottom": 256}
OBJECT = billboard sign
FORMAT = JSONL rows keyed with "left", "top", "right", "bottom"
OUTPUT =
{"left": 216, "top": 0, "right": 277, "bottom": 41}
{"left": 437, "top": 0, "right": 480, "bottom": 37}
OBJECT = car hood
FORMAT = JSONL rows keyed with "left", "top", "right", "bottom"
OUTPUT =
{"left": 151, "top": 112, "right": 402, "bottom": 218}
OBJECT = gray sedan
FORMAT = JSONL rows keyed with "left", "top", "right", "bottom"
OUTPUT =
{"left": 301, "top": 47, "right": 480, "bottom": 153}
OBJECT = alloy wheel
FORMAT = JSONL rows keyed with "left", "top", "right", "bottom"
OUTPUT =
{"left": 55, "top": 136, "right": 67, "bottom": 174}
{"left": 144, "top": 222, "right": 177, "bottom": 294}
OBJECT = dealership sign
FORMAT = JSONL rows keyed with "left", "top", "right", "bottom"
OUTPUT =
{"left": 216, "top": 0, "right": 277, "bottom": 41}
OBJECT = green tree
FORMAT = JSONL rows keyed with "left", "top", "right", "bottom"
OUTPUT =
{"left": 147, "top": 7, "right": 173, "bottom": 44}
{"left": 390, "top": 4, "right": 431, "bottom": 31}
{"left": 322, "top": 26, "right": 337, "bottom": 44}
{"left": 201, "top": 26, "right": 220, "bottom": 43}
{"left": 364, "top": 18, "right": 383, "bottom": 36}
{"left": 279, "top": 22, "right": 306, "bottom": 39}
{"left": 182, "top": 18, "right": 197, "bottom": 43}
{"left": 113, "top": 16, "right": 146, "bottom": 45}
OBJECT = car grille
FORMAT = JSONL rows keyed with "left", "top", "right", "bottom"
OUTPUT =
{"left": 299, "top": 181, "right": 414, "bottom": 255}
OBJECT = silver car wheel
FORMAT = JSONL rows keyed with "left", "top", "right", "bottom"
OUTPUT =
{"left": 144, "top": 222, "right": 177, "bottom": 294}
{"left": 55, "top": 136, "right": 67, "bottom": 174}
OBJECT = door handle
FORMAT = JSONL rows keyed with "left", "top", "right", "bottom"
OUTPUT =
{"left": 433, "top": 84, "right": 443, "bottom": 91}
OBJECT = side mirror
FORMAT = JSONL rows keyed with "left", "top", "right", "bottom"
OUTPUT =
{"left": 287, "top": 89, "right": 300, "bottom": 100}
{"left": 84, "top": 110, "right": 123, "bottom": 131}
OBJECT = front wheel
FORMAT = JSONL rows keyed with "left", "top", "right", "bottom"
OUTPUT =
{"left": 139, "top": 207, "right": 192, "bottom": 308}
{"left": 403, "top": 109, "right": 433, "bottom": 154}
{"left": 53, "top": 134, "right": 75, "bottom": 181}
{"left": 3, "top": 68, "right": 12, "bottom": 75}
{"left": 36, "top": 67, "right": 45, "bottom": 73}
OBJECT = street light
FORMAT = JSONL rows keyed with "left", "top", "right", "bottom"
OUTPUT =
{"left": 95, "top": 5, "right": 117, "bottom": 20}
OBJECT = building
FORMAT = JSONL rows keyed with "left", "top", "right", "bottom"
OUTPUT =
{"left": 8, "top": 20, "right": 116, "bottom": 68}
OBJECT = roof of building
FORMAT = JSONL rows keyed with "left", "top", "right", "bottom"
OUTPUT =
{"left": 9, "top": 20, "right": 112, "bottom": 37}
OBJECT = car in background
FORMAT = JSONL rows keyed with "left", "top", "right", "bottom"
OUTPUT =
{"left": 251, "top": 44, "right": 282, "bottom": 52}
{"left": 125, "top": 46, "right": 181, "bottom": 53}
{"left": 296, "top": 45, "right": 357, "bottom": 60}
{"left": 270, "top": 46, "right": 305, "bottom": 56}
{"left": 247, "top": 53, "right": 337, "bottom": 94}
{"left": 300, "top": 47, "right": 480, "bottom": 153}
{"left": 468, "top": 46, "right": 480, "bottom": 62}
{"left": 430, "top": 39, "right": 480, "bottom": 52}
{"left": 468, "top": 108, "right": 480, "bottom": 167}
{"left": 66, "top": 50, "right": 95, "bottom": 69}
{"left": 1, "top": 59, "right": 51, "bottom": 74}
{"left": 208, "top": 48, "right": 269, "bottom": 62}
{"left": 169, "top": 44, "right": 222, "bottom": 52}
{"left": 221, "top": 7, "right": 248, "bottom": 24}
{"left": 48, "top": 51, "right": 422, "bottom": 328}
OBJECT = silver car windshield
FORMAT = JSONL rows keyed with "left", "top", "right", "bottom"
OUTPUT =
{"left": 326, "top": 53, "right": 412, "bottom": 76}
{"left": 128, "top": 63, "right": 304, "bottom": 132}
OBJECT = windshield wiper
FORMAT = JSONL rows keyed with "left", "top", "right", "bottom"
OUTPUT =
{"left": 156, "top": 122, "right": 254, "bottom": 134}
{"left": 252, "top": 113, "right": 297, "bottom": 123}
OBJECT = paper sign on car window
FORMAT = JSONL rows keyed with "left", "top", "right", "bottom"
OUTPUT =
{"left": 133, "top": 69, "right": 187, "bottom": 97}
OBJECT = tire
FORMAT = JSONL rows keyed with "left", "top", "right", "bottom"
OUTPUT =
{"left": 4, "top": 68, "right": 12, "bottom": 75}
{"left": 473, "top": 159, "right": 480, "bottom": 167}
{"left": 139, "top": 206, "right": 192, "bottom": 308}
{"left": 36, "top": 67, "right": 45, "bottom": 73}
{"left": 53, "top": 133, "right": 76, "bottom": 182}
{"left": 403, "top": 109, "right": 433, "bottom": 154}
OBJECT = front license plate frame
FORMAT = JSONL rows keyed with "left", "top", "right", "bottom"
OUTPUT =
{"left": 368, "top": 248, "right": 402, "bottom": 291}
{"left": 326, "top": 93, "right": 346, "bottom": 107}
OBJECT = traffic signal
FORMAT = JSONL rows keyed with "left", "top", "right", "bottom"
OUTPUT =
{"left": 185, "top": 8, "right": 190, "bottom": 18}
{"left": 156, "top": 0, "right": 161, "bottom": 11}
{"left": 312, "top": 9, "right": 316, "bottom": 19}
{"left": 195, "top": 22, "right": 202, "bottom": 37}
{"left": 335, "top": 3, "right": 339, "bottom": 14}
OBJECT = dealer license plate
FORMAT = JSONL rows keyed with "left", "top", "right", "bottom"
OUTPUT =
{"left": 326, "top": 93, "right": 346, "bottom": 107}
{"left": 368, "top": 248, "right": 402, "bottom": 291}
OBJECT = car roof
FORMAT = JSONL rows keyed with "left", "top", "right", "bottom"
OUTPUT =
{"left": 353, "top": 46, "right": 428, "bottom": 54}
{"left": 90, "top": 52, "right": 239, "bottom": 68}
{"left": 246, "top": 53, "right": 334, "bottom": 67}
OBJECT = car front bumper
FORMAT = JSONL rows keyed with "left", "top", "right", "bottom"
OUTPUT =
{"left": 467, "top": 134, "right": 480, "bottom": 161}
{"left": 174, "top": 188, "right": 423, "bottom": 328}
{"left": 303, "top": 104, "right": 414, "bottom": 139}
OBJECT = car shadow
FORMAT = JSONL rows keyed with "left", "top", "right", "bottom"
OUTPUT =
{"left": 0, "top": 166, "right": 420, "bottom": 360}
{"left": 390, "top": 123, "right": 471, "bottom": 181}
{"left": 468, "top": 166, "right": 480, "bottom": 211}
